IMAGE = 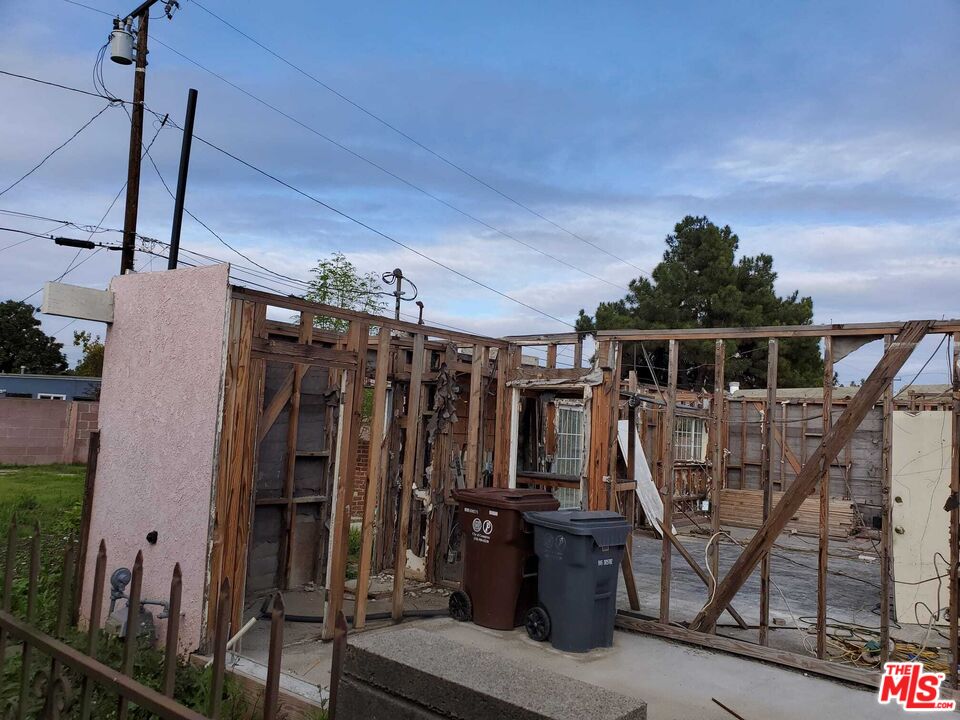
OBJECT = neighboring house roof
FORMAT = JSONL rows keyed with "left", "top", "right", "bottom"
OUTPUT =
{"left": 0, "top": 374, "right": 101, "bottom": 400}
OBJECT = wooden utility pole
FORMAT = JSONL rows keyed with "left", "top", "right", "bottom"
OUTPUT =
{"left": 120, "top": 11, "right": 149, "bottom": 274}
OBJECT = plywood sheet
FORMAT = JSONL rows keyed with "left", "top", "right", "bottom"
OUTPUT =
{"left": 891, "top": 410, "right": 953, "bottom": 626}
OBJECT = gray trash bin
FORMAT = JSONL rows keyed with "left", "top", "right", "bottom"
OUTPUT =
{"left": 523, "top": 510, "right": 631, "bottom": 652}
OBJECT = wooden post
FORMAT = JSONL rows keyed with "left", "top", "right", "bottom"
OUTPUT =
{"left": 880, "top": 334, "right": 893, "bottom": 664}
{"left": 392, "top": 333, "right": 425, "bottom": 621}
{"left": 759, "top": 338, "right": 778, "bottom": 646}
{"left": 354, "top": 331, "right": 392, "bottom": 630}
{"left": 817, "top": 336, "right": 833, "bottom": 658}
{"left": 659, "top": 339, "right": 678, "bottom": 623}
{"left": 465, "top": 345, "right": 485, "bottom": 488}
{"left": 323, "top": 321, "right": 368, "bottom": 641}
{"left": 589, "top": 341, "right": 616, "bottom": 510}
{"left": 691, "top": 321, "right": 930, "bottom": 633}
{"left": 710, "top": 340, "right": 724, "bottom": 596}
{"left": 493, "top": 346, "right": 515, "bottom": 488}
{"left": 951, "top": 332, "right": 960, "bottom": 689}
{"left": 546, "top": 344, "right": 557, "bottom": 368}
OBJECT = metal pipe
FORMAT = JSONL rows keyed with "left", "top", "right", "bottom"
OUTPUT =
{"left": 168, "top": 88, "right": 198, "bottom": 270}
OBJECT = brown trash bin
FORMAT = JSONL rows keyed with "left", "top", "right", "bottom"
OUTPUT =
{"left": 449, "top": 488, "right": 560, "bottom": 630}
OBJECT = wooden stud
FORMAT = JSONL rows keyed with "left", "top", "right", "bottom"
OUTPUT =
{"left": 659, "top": 339, "right": 678, "bottom": 623}
{"left": 257, "top": 368, "right": 295, "bottom": 444}
{"left": 392, "top": 333, "right": 426, "bottom": 621}
{"left": 710, "top": 340, "right": 724, "bottom": 596}
{"left": 354, "top": 331, "right": 393, "bottom": 630}
{"left": 692, "top": 321, "right": 931, "bottom": 632}
{"left": 324, "top": 322, "right": 368, "bottom": 640}
{"left": 465, "top": 345, "right": 485, "bottom": 488}
{"left": 573, "top": 338, "right": 583, "bottom": 369}
{"left": 817, "top": 337, "right": 833, "bottom": 658}
{"left": 328, "top": 611, "right": 348, "bottom": 720}
{"left": 880, "top": 334, "right": 893, "bottom": 664}
{"left": 759, "top": 338, "right": 778, "bottom": 646}
{"left": 546, "top": 344, "right": 557, "bottom": 368}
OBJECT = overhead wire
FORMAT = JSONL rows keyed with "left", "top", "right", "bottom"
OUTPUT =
{"left": 148, "top": 36, "right": 629, "bottom": 293}
{"left": 185, "top": 0, "right": 653, "bottom": 278}
{"left": 0, "top": 102, "right": 116, "bottom": 198}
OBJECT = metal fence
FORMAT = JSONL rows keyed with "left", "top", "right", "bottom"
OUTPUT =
{"left": 0, "top": 517, "right": 307, "bottom": 720}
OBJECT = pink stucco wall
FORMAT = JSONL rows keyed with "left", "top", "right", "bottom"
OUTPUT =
{"left": 82, "top": 264, "right": 231, "bottom": 652}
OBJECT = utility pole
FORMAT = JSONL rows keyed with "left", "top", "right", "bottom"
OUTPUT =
{"left": 168, "top": 87, "right": 198, "bottom": 270}
{"left": 119, "top": 11, "right": 149, "bottom": 274}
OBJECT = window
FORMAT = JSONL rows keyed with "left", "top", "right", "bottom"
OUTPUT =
{"left": 675, "top": 415, "right": 707, "bottom": 462}
{"left": 553, "top": 401, "right": 584, "bottom": 509}
{"left": 36, "top": 393, "right": 66, "bottom": 400}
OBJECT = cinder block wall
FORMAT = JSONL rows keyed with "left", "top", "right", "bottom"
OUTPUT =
{"left": 0, "top": 398, "right": 99, "bottom": 465}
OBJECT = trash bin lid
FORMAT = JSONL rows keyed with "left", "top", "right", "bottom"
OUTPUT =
{"left": 452, "top": 487, "right": 560, "bottom": 511}
{"left": 524, "top": 510, "right": 631, "bottom": 547}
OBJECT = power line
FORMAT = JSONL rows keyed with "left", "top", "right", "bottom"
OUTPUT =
{"left": 176, "top": 124, "right": 574, "bottom": 328}
{"left": 187, "top": 0, "right": 652, "bottom": 278}
{"left": 149, "top": 37, "right": 628, "bottom": 292}
{"left": 0, "top": 102, "right": 115, "bottom": 198}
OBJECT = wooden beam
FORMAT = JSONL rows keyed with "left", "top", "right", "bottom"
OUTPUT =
{"left": 546, "top": 344, "right": 557, "bottom": 368}
{"left": 622, "top": 370, "right": 640, "bottom": 612}
{"left": 323, "top": 321, "right": 368, "bottom": 641}
{"left": 709, "top": 340, "right": 724, "bottom": 601}
{"left": 392, "top": 333, "right": 426, "bottom": 621}
{"left": 251, "top": 337, "right": 357, "bottom": 369}
{"left": 879, "top": 335, "right": 893, "bottom": 664}
{"left": 589, "top": 341, "right": 616, "bottom": 510}
{"left": 659, "top": 339, "right": 678, "bottom": 623}
{"left": 501, "top": 332, "right": 581, "bottom": 345}
{"left": 278, "top": 314, "right": 313, "bottom": 589}
{"left": 231, "top": 286, "right": 506, "bottom": 347}
{"left": 354, "top": 332, "right": 393, "bottom": 630}
{"left": 465, "top": 345, "right": 485, "bottom": 488}
{"left": 615, "top": 613, "right": 881, "bottom": 690}
{"left": 817, "top": 337, "right": 833, "bottom": 658}
{"left": 598, "top": 319, "right": 959, "bottom": 342}
{"left": 661, "top": 526, "right": 748, "bottom": 630}
{"left": 257, "top": 368, "right": 295, "bottom": 444}
{"left": 506, "top": 367, "right": 590, "bottom": 383}
{"left": 759, "top": 339, "right": 778, "bottom": 645}
{"left": 691, "top": 321, "right": 931, "bottom": 632}
{"left": 493, "top": 348, "right": 509, "bottom": 487}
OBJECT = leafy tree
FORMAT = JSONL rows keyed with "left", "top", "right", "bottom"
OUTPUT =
{"left": 73, "top": 330, "right": 104, "bottom": 377}
{"left": 577, "top": 216, "right": 822, "bottom": 389}
{"left": 0, "top": 301, "right": 67, "bottom": 374}
{"left": 304, "top": 252, "right": 387, "bottom": 333}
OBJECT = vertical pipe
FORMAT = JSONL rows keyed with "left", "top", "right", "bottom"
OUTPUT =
{"left": 168, "top": 88, "right": 198, "bottom": 270}
{"left": 120, "top": 12, "right": 148, "bottom": 274}
{"left": 759, "top": 338, "right": 778, "bottom": 646}
{"left": 817, "top": 337, "right": 833, "bottom": 658}
{"left": 659, "top": 339, "right": 678, "bottom": 623}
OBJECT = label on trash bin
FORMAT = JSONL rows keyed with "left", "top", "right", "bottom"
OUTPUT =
{"left": 471, "top": 517, "right": 494, "bottom": 544}
{"left": 598, "top": 557, "right": 614, "bottom": 567}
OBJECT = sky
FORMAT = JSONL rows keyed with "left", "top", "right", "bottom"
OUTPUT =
{"left": 0, "top": 0, "right": 958, "bottom": 383}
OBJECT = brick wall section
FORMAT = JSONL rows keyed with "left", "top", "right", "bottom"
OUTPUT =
{"left": 0, "top": 398, "right": 99, "bottom": 465}
{"left": 352, "top": 427, "right": 370, "bottom": 519}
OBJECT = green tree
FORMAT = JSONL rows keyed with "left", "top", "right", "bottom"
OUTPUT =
{"left": 577, "top": 216, "right": 822, "bottom": 389}
{"left": 73, "top": 330, "right": 104, "bottom": 377}
{"left": 304, "top": 252, "right": 387, "bottom": 333}
{"left": 0, "top": 301, "right": 67, "bottom": 374}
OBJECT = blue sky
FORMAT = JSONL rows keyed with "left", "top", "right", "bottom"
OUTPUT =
{"left": 0, "top": 0, "right": 958, "bottom": 382}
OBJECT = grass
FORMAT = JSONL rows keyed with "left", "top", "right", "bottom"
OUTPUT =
{"left": 0, "top": 464, "right": 252, "bottom": 718}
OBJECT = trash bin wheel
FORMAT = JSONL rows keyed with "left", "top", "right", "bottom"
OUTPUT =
{"left": 449, "top": 590, "right": 472, "bottom": 622}
{"left": 525, "top": 606, "right": 551, "bottom": 642}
